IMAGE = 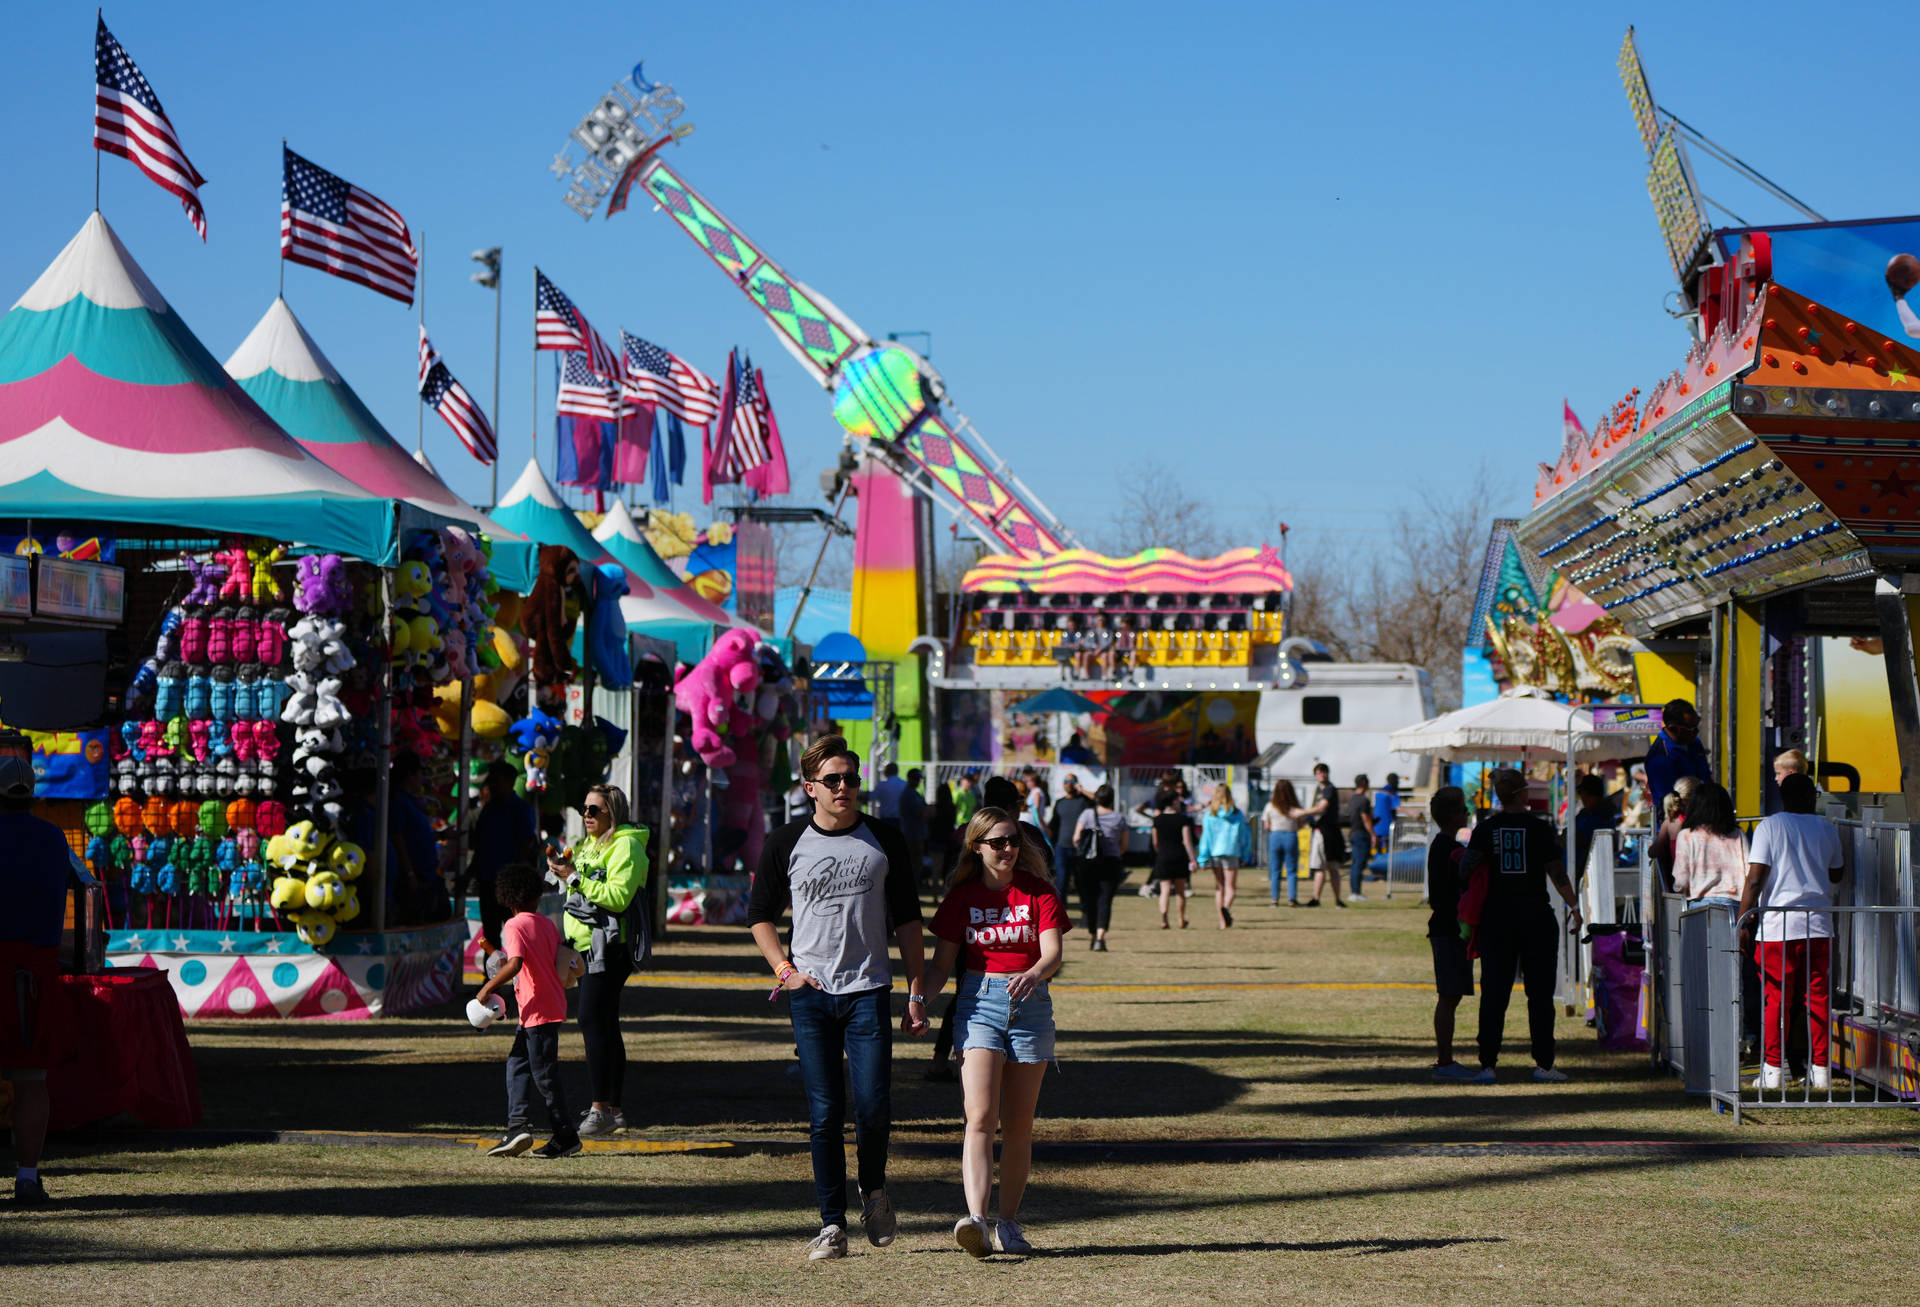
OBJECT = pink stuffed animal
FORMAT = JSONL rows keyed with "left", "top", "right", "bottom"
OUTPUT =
{"left": 215, "top": 546, "right": 252, "bottom": 602}
{"left": 670, "top": 628, "right": 764, "bottom": 770}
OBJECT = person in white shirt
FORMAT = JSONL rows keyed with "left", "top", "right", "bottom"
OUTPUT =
{"left": 1739, "top": 773, "right": 1846, "bottom": 1091}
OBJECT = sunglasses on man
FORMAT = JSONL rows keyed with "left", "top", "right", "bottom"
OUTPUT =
{"left": 811, "top": 770, "right": 860, "bottom": 791}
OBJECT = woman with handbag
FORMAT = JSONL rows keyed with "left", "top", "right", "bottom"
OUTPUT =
{"left": 546, "top": 784, "right": 649, "bottom": 1139}
{"left": 1071, "top": 784, "right": 1130, "bottom": 951}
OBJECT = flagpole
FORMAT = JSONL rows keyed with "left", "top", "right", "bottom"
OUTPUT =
{"left": 416, "top": 231, "right": 425, "bottom": 453}
{"left": 93, "top": 9, "right": 102, "bottom": 212}
{"left": 489, "top": 248, "right": 502, "bottom": 507}
{"left": 530, "top": 267, "right": 539, "bottom": 465}
{"left": 277, "top": 139, "right": 286, "bottom": 298}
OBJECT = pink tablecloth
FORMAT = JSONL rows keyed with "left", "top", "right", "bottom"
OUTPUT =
{"left": 48, "top": 967, "right": 201, "bottom": 1130}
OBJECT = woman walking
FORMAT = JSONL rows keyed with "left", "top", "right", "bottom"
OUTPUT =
{"left": 921, "top": 807, "right": 1068, "bottom": 1257}
{"left": 1150, "top": 795, "right": 1195, "bottom": 928}
{"left": 547, "top": 784, "right": 648, "bottom": 1138}
{"left": 1071, "top": 784, "right": 1129, "bottom": 951}
{"left": 1262, "top": 781, "right": 1307, "bottom": 906}
{"left": 1197, "top": 787, "right": 1253, "bottom": 928}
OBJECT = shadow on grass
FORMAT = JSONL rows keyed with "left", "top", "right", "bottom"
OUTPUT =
{"left": 1031, "top": 1235, "right": 1508, "bottom": 1259}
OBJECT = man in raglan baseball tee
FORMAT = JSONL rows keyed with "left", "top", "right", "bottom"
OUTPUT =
{"left": 749, "top": 735, "right": 927, "bottom": 1263}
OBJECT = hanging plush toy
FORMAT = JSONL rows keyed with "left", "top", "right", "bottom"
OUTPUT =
{"left": 508, "top": 706, "right": 564, "bottom": 791}
{"left": 250, "top": 544, "right": 287, "bottom": 603}
{"left": 522, "top": 546, "right": 583, "bottom": 692}
{"left": 215, "top": 545, "right": 252, "bottom": 602}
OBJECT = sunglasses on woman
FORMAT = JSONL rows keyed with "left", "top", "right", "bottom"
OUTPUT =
{"left": 584, "top": 804, "right": 607, "bottom": 817}
{"left": 976, "top": 835, "right": 1019, "bottom": 852}
{"left": 812, "top": 770, "right": 859, "bottom": 790}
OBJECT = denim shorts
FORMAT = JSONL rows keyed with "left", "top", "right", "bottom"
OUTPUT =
{"left": 955, "top": 972, "right": 1056, "bottom": 1063}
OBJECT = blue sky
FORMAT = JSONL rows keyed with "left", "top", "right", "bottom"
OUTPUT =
{"left": 5, "top": 2, "right": 1917, "bottom": 555}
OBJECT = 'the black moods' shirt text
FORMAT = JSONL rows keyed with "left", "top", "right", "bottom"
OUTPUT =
{"left": 748, "top": 814, "right": 923, "bottom": 995}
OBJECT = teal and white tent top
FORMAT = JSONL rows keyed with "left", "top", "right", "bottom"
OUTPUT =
{"left": 0, "top": 213, "right": 410, "bottom": 563}
{"left": 225, "top": 297, "right": 531, "bottom": 589}
{"left": 489, "top": 458, "right": 652, "bottom": 598}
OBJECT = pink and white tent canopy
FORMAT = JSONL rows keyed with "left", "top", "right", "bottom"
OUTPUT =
{"left": 0, "top": 213, "right": 408, "bottom": 561}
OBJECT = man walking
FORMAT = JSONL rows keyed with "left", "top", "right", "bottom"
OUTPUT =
{"left": 1460, "top": 769, "right": 1582, "bottom": 1084}
{"left": 1048, "top": 774, "right": 1095, "bottom": 892}
{"left": 899, "top": 769, "right": 928, "bottom": 885}
{"left": 870, "top": 762, "right": 906, "bottom": 825}
{"left": 0, "top": 754, "right": 74, "bottom": 1203}
{"left": 749, "top": 735, "right": 927, "bottom": 1261}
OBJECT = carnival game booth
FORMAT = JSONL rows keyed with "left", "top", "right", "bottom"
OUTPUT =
{"left": 0, "top": 213, "right": 506, "bottom": 1022}
{"left": 1510, "top": 276, "right": 1920, "bottom": 1101}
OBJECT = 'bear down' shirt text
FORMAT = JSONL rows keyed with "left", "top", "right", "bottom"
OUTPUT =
{"left": 748, "top": 813, "right": 923, "bottom": 995}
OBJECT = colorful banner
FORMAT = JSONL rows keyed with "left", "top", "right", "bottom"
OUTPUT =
{"left": 1720, "top": 217, "right": 1920, "bottom": 352}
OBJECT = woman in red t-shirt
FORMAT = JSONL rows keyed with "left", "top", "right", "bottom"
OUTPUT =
{"left": 919, "top": 807, "right": 1069, "bottom": 1259}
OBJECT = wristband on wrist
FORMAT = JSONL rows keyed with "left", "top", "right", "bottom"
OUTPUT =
{"left": 907, "top": 994, "right": 926, "bottom": 1005}
{"left": 775, "top": 960, "right": 797, "bottom": 981}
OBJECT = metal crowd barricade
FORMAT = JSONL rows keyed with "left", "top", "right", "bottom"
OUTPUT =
{"left": 1709, "top": 899, "right": 1920, "bottom": 1122}
{"left": 1383, "top": 812, "right": 1433, "bottom": 902}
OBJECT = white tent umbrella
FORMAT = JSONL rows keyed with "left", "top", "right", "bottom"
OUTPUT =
{"left": 1388, "top": 687, "right": 1649, "bottom": 763}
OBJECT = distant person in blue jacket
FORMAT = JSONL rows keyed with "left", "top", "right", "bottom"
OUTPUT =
{"left": 1198, "top": 787, "right": 1253, "bottom": 929}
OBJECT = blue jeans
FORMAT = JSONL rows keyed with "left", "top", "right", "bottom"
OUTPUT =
{"left": 1054, "top": 841, "right": 1079, "bottom": 892}
{"left": 1267, "top": 830, "right": 1299, "bottom": 901}
{"left": 789, "top": 985, "right": 893, "bottom": 1228}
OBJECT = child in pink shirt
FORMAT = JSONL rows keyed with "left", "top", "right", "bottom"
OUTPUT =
{"left": 474, "top": 862, "right": 577, "bottom": 1158}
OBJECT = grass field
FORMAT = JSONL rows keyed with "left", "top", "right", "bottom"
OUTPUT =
{"left": 6, "top": 886, "right": 1917, "bottom": 1303}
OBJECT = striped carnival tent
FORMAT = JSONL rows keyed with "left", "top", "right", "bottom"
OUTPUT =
{"left": 489, "top": 458, "right": 652, "bottom": 598}
{"left": 0, "top": 213, "right": 412, "bottom": 561}
{"left": 225, "top": 298, "right": 532, "bottom": 590}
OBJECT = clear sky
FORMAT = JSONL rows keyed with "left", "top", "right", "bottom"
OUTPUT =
{"left": 4, "top": 2, "right": 1914, "bottom": 556}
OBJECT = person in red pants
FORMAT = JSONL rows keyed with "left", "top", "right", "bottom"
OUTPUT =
{"left": 1740, "top": 773, "right": 1846, "bottom": 1091}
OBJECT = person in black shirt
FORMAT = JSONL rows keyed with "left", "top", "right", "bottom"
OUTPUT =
{"left": 1423, "top": 787, "right": 1475, "bottom": 1081}
{"left": 1303, "top": 763, "right": 1346, "bottom": 907}
{"left": 1461, "top": 769, "right": 1582, "bottom": 1084}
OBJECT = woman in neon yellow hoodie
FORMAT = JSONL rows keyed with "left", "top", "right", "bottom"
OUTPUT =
{"left": 548, "top": 783, "right": 648, "bottom": 1138}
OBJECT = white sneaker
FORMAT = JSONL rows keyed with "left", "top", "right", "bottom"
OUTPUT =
{"left": 1349, "top": 892, "right": 1369, "bottom": 901}
{"left": 577, "top": 1107, "right": 619, "bottom": 1138}
{"left": 996, "top": 1218, "right": 1033, "bottom": 1254}
{"left": 806, "top": 1224, "right": 848, "bottom": 1261}
{"left": 1532, "top": 1066, "right": 1569, "bottom": 1084}
{"left": 1753, "top": 1063, "right": 1786, "bottom": 1091}
{"left": 954, "top": 1214, "right": 992, "bottom": 1259}
{"left": 1808, "top": 1064, "right": 1832, "bottom": 1092}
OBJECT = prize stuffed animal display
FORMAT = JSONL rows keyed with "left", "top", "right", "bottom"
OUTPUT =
{"left": 522, "top": 546, "right": 582, "bottom": 694}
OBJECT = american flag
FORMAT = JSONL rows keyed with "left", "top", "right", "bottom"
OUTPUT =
{"left": 622, "top": 330, "right": 719, "bottom": 424}
{"left": 418, "top": 327, "right": 497, "bottom": 465}
{"left": 555, "top": 351, "right": 622, "bottom": 420}
{"left": 706, "top": 347, "right": 771, "bottom": 499}
{"left": 282, "top": 148, "right": 416, "bottom": 304}
{"left": 534, "top": 270, "right": 620, "bottom": 379}
{"left": 94, "top": 17, "right": 207, "bottom": 240}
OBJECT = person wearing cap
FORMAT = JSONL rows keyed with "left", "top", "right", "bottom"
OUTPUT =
{"left": 1458, "top": 768, "right": 1582, "bottom": 1084}
{"left": 0, "top": 753, "right": 73, "bottom": 1204}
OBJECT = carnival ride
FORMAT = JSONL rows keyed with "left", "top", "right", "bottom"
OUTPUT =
{"left": 631, "top": 156, "right": 1078, "bottom": 561}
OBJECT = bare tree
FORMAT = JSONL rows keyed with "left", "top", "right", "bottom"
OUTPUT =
{"left": 1288, "top": 467, "right": 1499, "bottom": 710}
{"left": 1101, "top": 459, "right": 1232, "bottom": 557}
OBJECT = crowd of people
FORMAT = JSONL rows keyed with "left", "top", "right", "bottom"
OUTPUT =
{"left": 4, "top": 692, "right": 1857, "bottom": 1238}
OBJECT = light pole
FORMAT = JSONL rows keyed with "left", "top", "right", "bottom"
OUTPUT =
{"left": 470, "top": 246, "right": 502, "bottom": 506}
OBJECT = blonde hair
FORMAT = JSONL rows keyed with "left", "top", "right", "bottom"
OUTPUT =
{"left": 1209, "top": 786, "right": 1240, "bottom": 816}
{"left": 1774, "top": 749, "right": 1809, "bottom": 775}
{"left": 947, "top": 806, "right": 1051, "bottom": 891}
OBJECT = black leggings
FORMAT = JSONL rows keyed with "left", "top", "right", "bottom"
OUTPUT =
{"left": 1076, "top": 855, "right": 1125, "bottom": 933}
{"left": 576, "top": 944, "right": 633, "bottom": 1106}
